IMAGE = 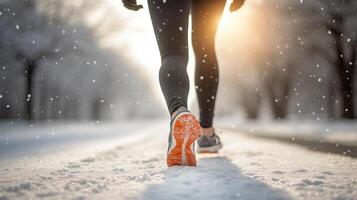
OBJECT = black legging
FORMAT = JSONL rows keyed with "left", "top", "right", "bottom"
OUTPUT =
{"left": 148, "top": 0, "right": 226, "bottom": 128}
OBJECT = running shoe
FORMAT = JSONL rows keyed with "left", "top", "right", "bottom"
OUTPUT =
{"left": 196, "top": 131, "right": 223, "bottom": 153}
{"left": 166, "top": 107, "right": 201, "bottom": 167}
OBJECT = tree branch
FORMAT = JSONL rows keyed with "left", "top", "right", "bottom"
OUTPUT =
{"left": 349, "top": 39, "right": 357, "bottom": 75}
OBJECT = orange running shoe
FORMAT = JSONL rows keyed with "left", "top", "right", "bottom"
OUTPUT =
{"left": 166, "top": 108, "right": 201, "bottom": 167}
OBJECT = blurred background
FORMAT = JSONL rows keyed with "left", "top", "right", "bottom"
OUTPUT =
{"left": 0, "top": 0, "right": 356, "bottom": 123}
{"left": 1, "top": 2, "right": 357, "bottom": 198}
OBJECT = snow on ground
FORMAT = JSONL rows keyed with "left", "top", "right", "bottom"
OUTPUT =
{"left": 0, "top": 120, "right": 357, "bottom": 200}
{"left": 0, "top": 120, "right": 159, "bottom": 167}
{"left": 217, "top": 116, "right": 357, "bottom": 146}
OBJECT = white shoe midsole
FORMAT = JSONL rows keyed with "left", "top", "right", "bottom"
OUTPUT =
{"left": 167, "top": 111, "right": 190, "bottom": 156}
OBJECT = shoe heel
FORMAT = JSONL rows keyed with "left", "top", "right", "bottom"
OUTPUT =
{"left": 167, "top": 113, "right": 200, "bottom": 167}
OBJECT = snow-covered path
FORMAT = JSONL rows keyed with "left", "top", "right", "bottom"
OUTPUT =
{"left": 0, "top": 122, "right": 356, "bottom": 200}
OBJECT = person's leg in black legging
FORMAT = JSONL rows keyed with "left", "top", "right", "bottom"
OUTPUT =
{"left": 147, "top": 0, "right": 190, "bottom": 116}
{"left": 191, "top": 0, "right": 226, "bottom": 130}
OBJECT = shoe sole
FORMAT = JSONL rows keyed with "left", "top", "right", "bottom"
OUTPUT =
{"left": 196, "top": 143, "right": 223, "bottom": 154}
{"left": 167, "top": 112, "right": 200, "bottom": 167}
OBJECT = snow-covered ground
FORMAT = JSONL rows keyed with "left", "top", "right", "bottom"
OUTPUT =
{"left": 218, "top": 117, "right": 357, "bottom": 146}
{"left": 0, "top": 120, "right": 357, "bottom": 200}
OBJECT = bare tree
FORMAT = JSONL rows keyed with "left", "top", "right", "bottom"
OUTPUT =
{"left": 293, "top": 0, "right": 357, "bottom": 119}
{"left": 250, "top": 4, "right": 299, "bottom": 120}
{"left": 1, "top": 0, "right": 75, "bottom": 120}
{"left": 263, "top": 62, "right": 295, "bottom": 120}
{"left": 239, "top": 84, "right": 262, "bottom": 119}
{"left": 0, "top": 0, "right": 162, "bottom": 121}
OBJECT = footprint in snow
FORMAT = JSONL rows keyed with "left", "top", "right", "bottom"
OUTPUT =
{"left": 301, "top": 179, "right": 323, "bottom": 186}
{"left": 242, "top": 151, "right": 263, "bottom": 157}
{"left": 314, "top": 175, "right": 326, "bottom": 179}
{"left": 271, "top": 177, "right": 279, "bottom": 182}
{"left": 112, "top": 167, "right": 125, "bottom": 172}
{"left": 293, "top": 169, "right": 308, "bottom": 173}
{"left": 66, "top": 162, "right": 81, "bottom": 169}
{"left": 80, "top": 157, "right": 95, "bottom": 163}
{"left": 36, "top": 192, "right": 58, "bottom": 198}
{"left": 322, "top": 171, "right": 334, "bottom": 175}
{"left": 272, "top": 170, "right": 285, "bottom": 174}
{"left": 5, "top": 182, "right": 32, "bottom": 193}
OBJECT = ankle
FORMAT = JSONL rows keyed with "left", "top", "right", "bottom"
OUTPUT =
{"left": 171, "top": 106, "right": 186, "bottom": 119}
{"left": 201, "top": 127, "right": 214, "bottom": 137}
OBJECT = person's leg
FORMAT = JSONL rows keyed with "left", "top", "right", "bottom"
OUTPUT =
{"left": 191, "top": 0, "right": 226, "bottom": 132}
{"left": 147, "top": 0, "right": 200, "bottom": 166}
{"left": 147, "top": 0, "right": 190, "bottom": 117}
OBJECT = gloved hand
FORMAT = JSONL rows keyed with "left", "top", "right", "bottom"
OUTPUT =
{"left": 122, "top": 0, "right": 143, "bottom": 11}
{"left": 229, "top": 0, "right": 245, "bottom": 12}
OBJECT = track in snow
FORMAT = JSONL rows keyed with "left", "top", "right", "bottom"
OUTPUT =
{"left": 0, "top": 122, "right": 356, "bottom": 200}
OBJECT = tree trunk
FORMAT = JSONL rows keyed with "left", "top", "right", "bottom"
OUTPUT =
{"left": 340, "top": 79, "right": 355, "bottom": 119}
{"left": 334, "top": 47, "right": 355, "bottom": 119}
{"left": 332, "top": 26, "right": 356, "bottom": 119}
{"left": 265, "top": 70, "right": 291, "bottom": 120}
{"left": 92, "top": 98, "right": 101, "bottom": 121}
{"left": 24, "top": 62, "right": 36, "bottom": 120}
{"left": 243, "top": 95, "right": 260, "bottom": 119}
{"left": 0, "top": 81, "right": 7, "bottom": 119}
{"left": 327, "top": 76, "right": 338, "bottom": 120}
{"left": 49, "top": 85, "right": 61, "bottom": 120}
{"left": 271, "top": 97, "right": 289, "bottom": 120}
{"left": 38, "top": 82, "right": 48, "bottom": 120}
